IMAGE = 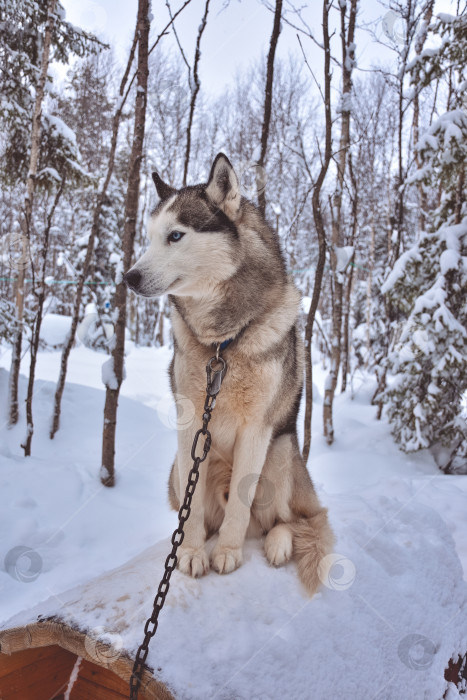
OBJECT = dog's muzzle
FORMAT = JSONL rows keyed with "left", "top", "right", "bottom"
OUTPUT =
{"left": 123, "top": 268, "right": 142, "bottom": 292}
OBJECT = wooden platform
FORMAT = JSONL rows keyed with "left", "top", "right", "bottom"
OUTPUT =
{"left": 0, "top": 620, "right": 174, "bottom": 699}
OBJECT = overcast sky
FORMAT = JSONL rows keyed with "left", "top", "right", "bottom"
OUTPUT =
{"left": 59, "top": 0, "right": 458, "bottom": 98}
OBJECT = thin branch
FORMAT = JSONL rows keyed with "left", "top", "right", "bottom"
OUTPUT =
{"left": 257, "top": 0, "right": 283, "bottom": 215}
{"left": 283, "top": 184, "right": 313, "bottom": 241}
{"left": 264, "top": 0, "right": 342, "bottom": 70}
{"left": 314, "top": 312, "right": 331, "bottom": 356}
{"left": 183, "top": 0, "right": 211, "bottom": 185}
{"left": 165, "top": 0, "right": 192, "bottom": 89}
{"left": 429, "top": 76, "right": 439, "bottom": 125}
{"left": 120, "top": 0, "right": 195, "bottom": 116}
{"left": 119, "top": 23, "right": 138, "bottom": 96}
{"left": 297, "top": 33, "right": 325, "bottom": 105}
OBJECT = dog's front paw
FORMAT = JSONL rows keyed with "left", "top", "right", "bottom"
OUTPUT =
{"left": 210, "top": 545, "right": 243, "bottom": 574}
{"left": 177, "top": 545, "right": 209, "bottom": 578}
{"left": 264, "top": 524, "right": 293, "bottom": 566}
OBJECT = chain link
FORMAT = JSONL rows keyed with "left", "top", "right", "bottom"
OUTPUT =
{"left": 129, "top": 352, "right": 226, "bottom": 699}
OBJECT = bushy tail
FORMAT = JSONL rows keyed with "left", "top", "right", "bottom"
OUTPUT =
{"left": 289, "top": 509, "right": 335, "bottom": 596}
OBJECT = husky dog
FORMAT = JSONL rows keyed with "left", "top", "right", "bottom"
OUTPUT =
{"left": 124, "top": 154, "right": 334, "bottom": 595}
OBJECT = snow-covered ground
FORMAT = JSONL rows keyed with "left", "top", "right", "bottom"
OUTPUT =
{"left": 1, "top": 336, "right": 466, "bottom": 699}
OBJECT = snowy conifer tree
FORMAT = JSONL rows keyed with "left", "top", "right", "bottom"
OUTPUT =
{"left": 0, "top": 0, "right": 102, "bottom": 426}
{"left": 382, "top": 13, "right": 467, "bottom": 473}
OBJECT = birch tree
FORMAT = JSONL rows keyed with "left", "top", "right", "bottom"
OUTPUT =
{"left": 322, "top": 0, "right": 358, "bottom": 444}
{"left": 302, "top": 0, "right": 332, "bottom": 464}
{"left": 23, "top": 183, "right": 63, "bottom": 454}
{"left": 0, "top": 0, "right": 100, "bottom": 426}
{"left": 7, "top": 0, "right": 58, "bottom": 426}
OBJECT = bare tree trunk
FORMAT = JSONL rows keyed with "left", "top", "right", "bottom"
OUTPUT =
{"left": 412, "top": 1, "right": 434, "bottom": 232}
{"left": 257, "top": 0, "right": 282, "bottom": 216}
{"left": 366, "top": 221, "right": 375, "bottom": 361}
{"left": 23, "top": 183, "right": 64, "bottom": 456}
{"left": 131, "top": 164, "right": 150, "bottom": 344}
{"left": 8, "top": 0, "right": 57, "bottom": 426}
{"left": 340, "top": 264, "right": 354, "bottom": 393}
{"left": 50, "top": 26, "right": 139, "bottom": 440}
{"left": 302, "top": 0, "right": 332, "bottom": 465}
{"left": 182, "top": 0, "right": 210, "bottom": 186}
{"left": 101, "top": 0, "right": 150, "bottom": 487}
{"left": 322, "top": 0, "right": 357, "bottom": 445}
{"left": 377, "top": 1, "right": 416, "bottom": 420}
{"left": 341, "top": 152, "right": 358, "bottom": 392}
{"left": 454, "top": 165, "right": 464, "bottom": 226}
{"left": 395, "top": 86, "right": 405, "bottom": 261}
{"left": 392, "top": 0, "right": 417, "bottom": 264}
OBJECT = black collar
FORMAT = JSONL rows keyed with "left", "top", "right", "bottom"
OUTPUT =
{"left": 218, "top": 338, "right": 234, "bottom": 352}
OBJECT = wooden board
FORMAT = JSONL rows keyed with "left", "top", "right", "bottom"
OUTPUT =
{"left": 0, "top": 645, "right": 165, "bottom": 699}
{"left": 0, "top": 621, "right": 174, "bottom": 699}
{"left": 0, "top": 645, "right": 76, "bottom": 699}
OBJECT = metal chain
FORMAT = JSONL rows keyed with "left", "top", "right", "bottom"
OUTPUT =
{"left": 129, "top": 352, "right": 226, "bottom": 699}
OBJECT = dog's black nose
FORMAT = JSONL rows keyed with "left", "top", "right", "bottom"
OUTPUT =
{"left": 124, "top": 268, "right": 142, "bottom": 291}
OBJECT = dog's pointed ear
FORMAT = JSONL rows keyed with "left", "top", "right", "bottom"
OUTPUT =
{"left": 206, "top": 153, "right": 241, "bottom": 219}
{"left": 152, "top": 172, "right": 177, "bottom": 201}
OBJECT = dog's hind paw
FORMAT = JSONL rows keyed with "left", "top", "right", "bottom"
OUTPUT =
{"left": 210, "top": 546, "right": 242, "bottom": 575}
{"left": 177, "top": 546, "right": 209, "bottom": 578}
{"left": 264, "top": 524, "right": 293, "bottom": 567}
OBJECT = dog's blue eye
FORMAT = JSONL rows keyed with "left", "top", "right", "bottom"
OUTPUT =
{"left": 168, "top": 230, "right": 185, "bottom": 243}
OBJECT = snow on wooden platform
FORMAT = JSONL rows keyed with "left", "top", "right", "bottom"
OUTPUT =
{"left": 2, "top": 515, "right": 467, "bottom": 700}
{"left": 1, "top": 346, "right": 467, "bottom": 699}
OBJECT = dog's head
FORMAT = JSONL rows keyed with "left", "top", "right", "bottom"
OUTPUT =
{"left": 124, "top": 153, "right": 242, "bottom": 298}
